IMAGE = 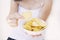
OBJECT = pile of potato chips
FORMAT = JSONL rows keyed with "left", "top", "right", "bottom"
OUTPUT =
{"left": 24, "top": 18, "right": 46, "bottom": 32}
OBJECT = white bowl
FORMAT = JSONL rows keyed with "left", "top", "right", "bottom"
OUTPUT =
{"left": 22, "top": 18, "right": 47, "bottom": 35}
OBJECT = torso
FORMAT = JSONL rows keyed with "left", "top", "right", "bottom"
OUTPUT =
{"left": 19, "top": 0, "right": 44, "bottom": 10}
{"left": 18, "top": 0, "right": 45, "bottom": 20}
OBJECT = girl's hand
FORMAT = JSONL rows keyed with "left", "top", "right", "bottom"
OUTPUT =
{"left": 32, "top": 34, "right": 42, "bottom": 37}
{"left": 7, "top": 13, "right": 24, "bottom": 27}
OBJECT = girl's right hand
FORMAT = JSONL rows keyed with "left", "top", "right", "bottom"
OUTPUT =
{"left": 7, "top": 13, "right": 24, "bottom": 27}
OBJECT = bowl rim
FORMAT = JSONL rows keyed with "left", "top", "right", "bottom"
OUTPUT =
{"left": 22, "top": 18, "right": 47, "bottom": 34}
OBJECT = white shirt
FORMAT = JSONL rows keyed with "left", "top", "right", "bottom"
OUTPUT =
{"left": 18, "top": 6, "right": 42, "bottom": 18}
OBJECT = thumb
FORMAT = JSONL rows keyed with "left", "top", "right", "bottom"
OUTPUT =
{"left": 15, "top": 13, "right": 24, "bottom": 19}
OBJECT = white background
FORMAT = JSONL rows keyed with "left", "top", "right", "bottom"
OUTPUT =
{"left": 0, "top": 0, "right": 60, "bottom": 40}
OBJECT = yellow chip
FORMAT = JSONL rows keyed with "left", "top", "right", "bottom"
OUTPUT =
{"left": 33, "top": 27, "right": 40, "bottom": 32}
{"left": 24, "top": 25, "right": 32, "bottom": 31}
{"left": 32, "top": 22, "right": 39, "bottom": 26}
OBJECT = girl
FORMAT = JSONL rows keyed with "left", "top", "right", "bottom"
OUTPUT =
{"left": 7, "top": 0, "right": 52, "bottom": 40}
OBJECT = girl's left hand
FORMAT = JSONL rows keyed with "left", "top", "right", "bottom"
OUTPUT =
{"left": 7, "top": 13, "right": 24, "bottom": 27}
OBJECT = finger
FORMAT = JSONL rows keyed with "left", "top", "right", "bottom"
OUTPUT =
{"left": 36, "top": 34, "right": 42, "bottom": 37}
{"left": 7, "top": 19, "right": 18, "bottom": 26}
{"left": 32, "top": 34, "right": 42, "bottom": 37}
{"left": 19, "top": 16, "right": 24, "bottom": 19}
{"left": 32, "top": 35, "right": 36, "bottom": 37}
{"left": 15, "top": 13, "right": 24, "bottom": 19}
{"left": 9, "top": 23, "right": 17, "bottom": 27}
{"left": 16, "top": 15, "right": 24, "bottom": 19}
{"left": 7, "top": 19, "right": 16, "bottom": 23}
{"left": 8, "top": 21, "right": 17, "bottom": 24}
{"left": 8, "top": 22, "right": 18, "bottom": 27}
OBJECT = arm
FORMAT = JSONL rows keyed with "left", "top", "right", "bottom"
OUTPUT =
{"left": 40, "top": 0, "right": 53, "bottom": 21}
{"left": 7, "top": 0, "right": 22, "bottom": 27}
{"left": 9, "top": 0, "right": 19, "bottom": 14}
